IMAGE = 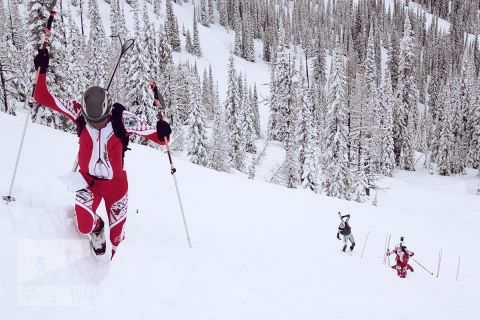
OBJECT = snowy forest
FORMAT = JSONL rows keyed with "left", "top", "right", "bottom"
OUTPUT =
{"left": 1, "top": 0, "right": 480, "bottom": 202}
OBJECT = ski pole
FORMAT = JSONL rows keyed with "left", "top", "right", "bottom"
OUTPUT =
{"left": 386, "top": 235, "right": 391, "bottom": 266}
{"left": 456, "top": 255, "right": 461, "bottom": 282}
{"left": 2, "top": 0, "right": 57, "bottom": 204}
{"left": 383, "top": 234, "right": 391, "bottom": 265}
{"left": 436, "top": 249, "right": 442, "bottom": 278}
{"left": 361, "top": 230, "right": 370, "bottom": 258}
{"left": 412, "top": 258, "right": 433, "bottom": 275}
{"left": 149, "top": 82, "right": 193, "bottom": 249}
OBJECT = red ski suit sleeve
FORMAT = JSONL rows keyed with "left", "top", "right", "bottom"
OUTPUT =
{"left": 34, "top": 73, "right": 166, "bottom": 145}
{"left": 121, "top": 110, "right": 166, "bottom": 145}
{"left": 33, "top": 73, "right": 82, "bottom": 122}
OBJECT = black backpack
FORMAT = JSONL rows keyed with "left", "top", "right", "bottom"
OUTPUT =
{"left": 75, "top": 103, "right": 130, "bottom": 160}
{"left": 340, "top": 222, "right": 351, "bottom": 235}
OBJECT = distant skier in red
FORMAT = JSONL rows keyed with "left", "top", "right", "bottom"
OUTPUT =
{"left": 33, "top": 49, "right": 172, "bottom": 259}
{"left": 388, "top": 242, "right": 414, "bottom": 278}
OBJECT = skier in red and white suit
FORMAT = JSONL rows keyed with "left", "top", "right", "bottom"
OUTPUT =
{"left": 388, "top": 244, "right": 414, "bottom": 278}
{"left": 33, "top": 49, "right": 171, "bottom": 258}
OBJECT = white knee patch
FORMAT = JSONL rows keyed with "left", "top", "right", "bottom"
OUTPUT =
{"left": 75, "top": 188, "right": 94, "bottom": 207}
{"left": 109, "top": 193, "right": 128, "bottom": 229}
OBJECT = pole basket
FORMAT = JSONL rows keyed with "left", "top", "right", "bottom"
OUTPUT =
{"left": 2, "top": 195, "right": 16, "bottom": 203}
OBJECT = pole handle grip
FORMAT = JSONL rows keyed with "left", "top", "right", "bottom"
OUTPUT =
{"left": 149, "top": 82, "right": 165, "bottom": 121}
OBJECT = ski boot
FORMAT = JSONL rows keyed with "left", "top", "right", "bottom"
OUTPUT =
{"left": 90, "top": 218, "right": 106, "bottom": 255}
{"left": 342, "top": 244, "right": 347, "bottom": 252}
{"left": 350, "top": 242, "right": 355, "bottom": 251}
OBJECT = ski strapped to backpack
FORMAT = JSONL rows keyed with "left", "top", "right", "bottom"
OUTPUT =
{"left": 105, "top": 39, "right": 134, "bottom": 91}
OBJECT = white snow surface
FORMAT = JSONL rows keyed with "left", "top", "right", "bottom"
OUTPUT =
{"left": 2, "top": 0, "right": 480, "bottom": 318}
{"left": 1, "top": 110, "right": 479, "bottom": 319}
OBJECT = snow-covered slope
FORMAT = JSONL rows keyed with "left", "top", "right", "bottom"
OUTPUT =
{"left": 1, "top": 110, "right": 479, "bottom": 319}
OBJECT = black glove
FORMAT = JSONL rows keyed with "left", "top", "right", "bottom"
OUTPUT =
{"left": 337, "top": 233, "right": 341, "bottom": 240}
{"left": 156, "top": 120, "right": 172, "bottom": 142}
{"left": 34, "top": 48, "right": 50, "bottom": 74}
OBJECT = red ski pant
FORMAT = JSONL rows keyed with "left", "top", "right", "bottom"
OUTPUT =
{"left": 392, "top": 262, "right": 414, "bottom": 278}
{"left": 75, "top": 171, "right": 128, "bottom": 253}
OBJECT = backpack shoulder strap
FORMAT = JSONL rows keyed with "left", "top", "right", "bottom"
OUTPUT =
{"left": 111, "top": 103, "right": 130, "bottom": 158}
{"left": 75, "top": 115, "right": 86, "bottom": 137}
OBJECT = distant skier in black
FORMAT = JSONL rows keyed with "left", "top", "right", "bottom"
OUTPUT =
{"left": 336, "top": 213, "right": 355, "bottom": 252}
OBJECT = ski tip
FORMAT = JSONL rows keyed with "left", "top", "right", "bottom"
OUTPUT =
{"left": 121, "top": 39, "right": 135, "bottom": 53}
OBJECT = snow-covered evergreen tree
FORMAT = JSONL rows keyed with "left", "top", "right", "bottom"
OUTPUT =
{"left": 0, "top": 1, "right": 7, "bottom": 49}
{"left": 143, "top": 2, "right": 160, "bottom": 82}
{"left": 110, "top": 0, "right": 120, "bottom": 39}
{"left": 233, "top": 23, "right": 242, "bottom": 57}
{"left": 224, "top": 55, "right": 246, "bottom": 171}
{"left": 201, "top": 69, "right": 213, "bottom": 118}
{"left": 210, "top": 84, "right": 229, "bottom": 172}
{"left": 449, "top": 74, "right": 465, "bottom": 175}
{"left": 2, "top": 0, "right": 29, "bottom": 107}
{"left": 469, "top": 79, "right": 480, "bottom": 169}
{"left": 243, "top": 80, "right": 257, "bottom": 153}
{"left": 451, "top": 53, "right": 475, "bottom": 174}
{"left": 364, "top": 25, "right": 380, "bottom": 175}
{"left": 208, "top": 0, "right": 214, "bottom": 25}
{"left": 298, "top": 69, "right": 319, "bottom": 192}
{"left": 437, "top": 89, "right": 454, "bottom": 176}
{"left": 8, "top": 0, "right": 26, "bottom": 50}
{"left": 165, "top": 0, "right": 181, "bottom": 51}
{"left": 322, "top": 42, "right": 351, "bottom": 199}
{"left": 64, "top": 8, "right": 86, "bottom": 101}
{"left": 218, "top": 0, "right": 227, "bottom": 27}
{"left": 153, "top": 0, "right": 162, "bottom": 17}
{"left": 388, "top": 31, "right": 400, "bottom": 92}
{"left": 26, "top": 0, "right": 50, "bottom": 55}
{"left": 200, "top": 0, "right": 209, "bottom": 27}
{"left": 85, "top": 0, "right": 108, "bottom": 87}
{"left": 268, "top": 23, "right": 291, "bottom": 143}
{"left": 395, "top": 13, "right": 418, "bottom": 171}
{"left": 185, "top": 29, "right": 193, "bottom": 54}
{"left": 207, "top": 65, "right": 215, "bottom": 117}
{"left": 379, "top": 69, "right": 396, "bottom": 177}
{"left": 251, "top": 83, "right": 261, "bottom": 137}
{"left": 0, "top": 0, "right": 10, "bottom": 114}
{"left": 242, "top": 11, "right": 255, "bottom": 62}
{"left": 26, "top": 0, "right": 68, "bottom": 129}
{"left": 312, "top": 34, "right": 326, "bottom": 87}
{"left": 125, "top": 0, "right": 156, "bottom": 145}
{"left": 187, "top": 73, "right": 208, "bottom": 166}
{"left": 192, "top": 10, "right": 202, "bottom": 57}
{"left": 350, "top": 72, "right": 370, "bottom": 202}
{"left": 158, "top": 28, "right": 172, "bottom": 73}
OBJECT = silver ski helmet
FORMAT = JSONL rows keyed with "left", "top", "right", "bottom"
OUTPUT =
{"left": 82, "top": 86, "right": 112, "bottom": 124}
